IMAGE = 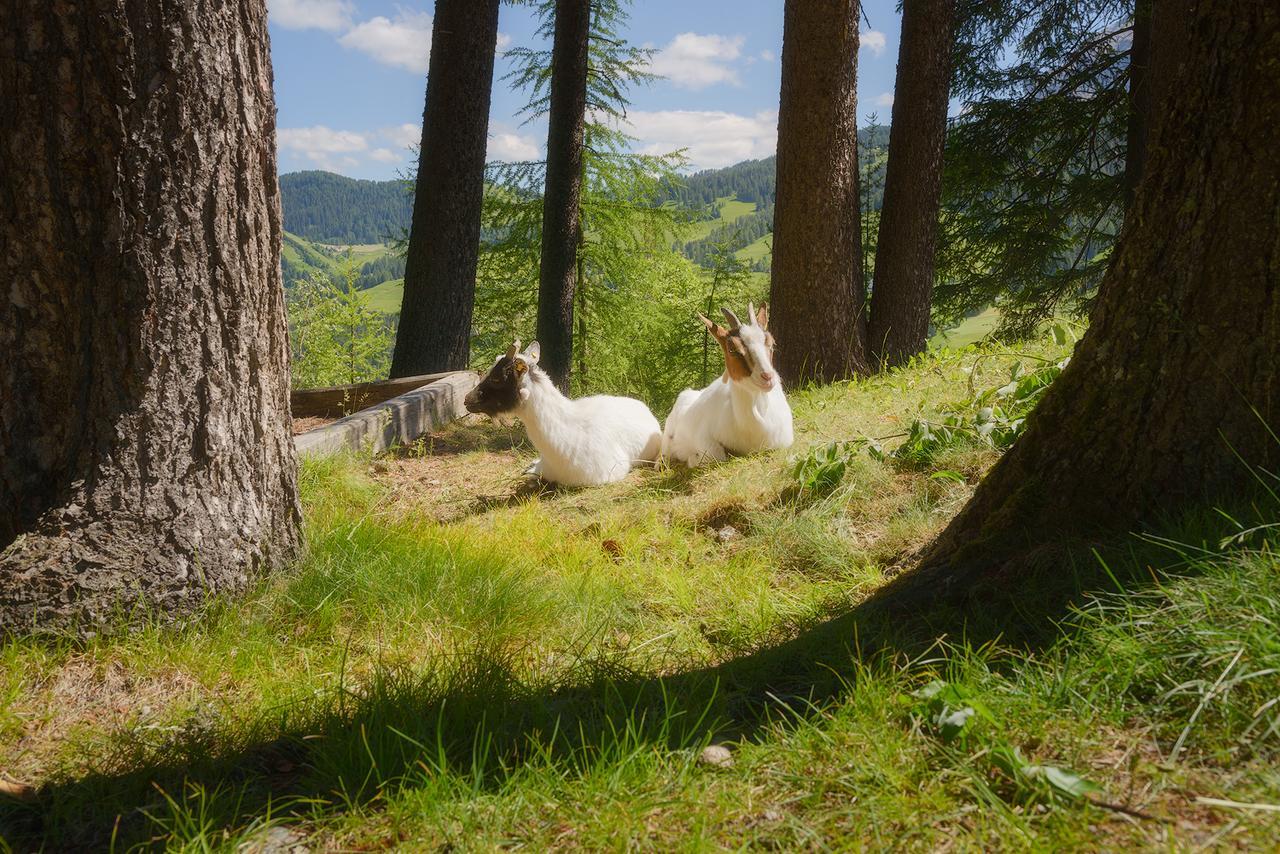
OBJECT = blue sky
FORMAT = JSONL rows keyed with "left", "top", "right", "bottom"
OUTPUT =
{"left": 269, "top": 0, "right": 904, "bottom": 179}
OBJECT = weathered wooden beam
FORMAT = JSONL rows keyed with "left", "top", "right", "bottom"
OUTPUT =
{"left": 290, "top": 371, "right": 460, "bottom": 419}
{"left": 294, "top": 371, "right": 480, "bottom": 457}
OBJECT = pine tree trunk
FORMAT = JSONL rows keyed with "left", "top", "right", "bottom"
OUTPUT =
{"left": 891, "top": 0, "right": 1280, "bottom": 604}
{"left": 537, "top": 0, "right": 590, "bottom": 392}
{"left": 390, "top": 0, "right": 501, "bottom": 377}
{"left": 1122, "top": 0, "right": 1153, "bottom": 211}
{"left": 868, "top": 0, "right": 956, "bottom": 369}
{"left": 769, "top": 0, "right": 868, "bottom": 384}
{"left": 0, "top": 0, "right": 299, "bottom": 635}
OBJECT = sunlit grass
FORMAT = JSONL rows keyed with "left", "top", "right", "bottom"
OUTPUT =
{"left": 2, "top": 338, "right": 1277, "bottom": 849}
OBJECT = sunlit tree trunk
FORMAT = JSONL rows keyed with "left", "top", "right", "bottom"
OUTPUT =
{"left": 537, "top": 0, "right": 591, "bottom": 392}
{"left": 868, "top": 0, "right": 956, "bottom": 369}
{"left": 893, "top": 0, "right": 1280, "bottom": 602}
{"left": 0, "top": 0, "right": 299, "bottom": 634}
{"left": 770, "top": 0, "right": 868, "bottom": 384}
{"left": 390, "top": 0, "right": 501, "bottom": 376}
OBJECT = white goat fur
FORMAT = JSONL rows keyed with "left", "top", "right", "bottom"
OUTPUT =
{"left": 512, "top": 347, "right": 662, "bottom": 487}
{"left": 661, "top": 306, "right": 794, "bottom": 467}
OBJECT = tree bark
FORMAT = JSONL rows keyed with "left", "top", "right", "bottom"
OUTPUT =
{"left": 770, "top": 0, "right": 868, "bottom": 385}
{"left": 0, "top": 0, "right": 300, "bottom": 635}
{"left": 536, "top": 0, "right": 591, "bottom": 392}
{"left": 893, "top": 0, "right": 1280, "bottom": 603}
{"left": 1122, "top": 0, "right": 1153, "bottom": 211}
{"left": 390, "top": 0, "right": 501, "bottom": 377}
{"left": 868, "top": 0, "right": 956, "bottom": 369}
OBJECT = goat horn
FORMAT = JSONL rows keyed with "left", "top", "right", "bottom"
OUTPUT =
{"left": 505, "top": 339, "right": 520, "bottom": 360}
{"left": 747, "top": 302, "right": 756, "bottom": 325}
{"left": 721, "top": 307, "right": 742, "bottom": 329}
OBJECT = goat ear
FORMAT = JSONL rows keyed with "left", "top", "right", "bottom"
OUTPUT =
{"left": 698, "top": 312, "right": 727, "bottom": 338}
{"left": 721, "top": 307, "right": 742, "bottom": 329}
{"left": 755, "top": 302, "right": 769, "bottom": 330}
{"left": 523, "top": 341, "right": 541, "bottom": 364}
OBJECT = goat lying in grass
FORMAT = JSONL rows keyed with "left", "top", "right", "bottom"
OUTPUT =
{"left": 661, "top": 303, "right": 794, "bottom": 467}
{"left": 464, "top": 341, "right": 663, "bottom": 486}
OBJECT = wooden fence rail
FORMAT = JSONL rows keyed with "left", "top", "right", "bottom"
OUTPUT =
{"left": 293, "top": 371, "right": 480, "bottom": 458}
{"left": 290, "top": 371, "right": 462, "bottom": 419}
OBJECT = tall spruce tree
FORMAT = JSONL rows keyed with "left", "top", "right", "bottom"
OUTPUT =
{"left": 892, "top": 0, "right": 1279, "bottom": 603}
{"left": 770, "top": 0, "right": 868, "bottom": 384}
{"left": 536, "top": 0, "right": 591, "bottom": 391}
{"left": 868, "top": 0, "right": 957, "bottom": 368}
{"left": 484, "top": 0, "right": 684, "bottom": 399}
{"left": 390, "top": 0, "right": 501, "bottom": 377}
{"left": 937, "top": 0, "right": 1135, "bottom": 336}
{"left": 0, "top": 0, "right": 299, "bottom": 634}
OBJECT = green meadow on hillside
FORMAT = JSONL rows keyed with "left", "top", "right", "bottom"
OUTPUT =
{"left": 2, "top": 339, "right": 1277, "bottom": 849}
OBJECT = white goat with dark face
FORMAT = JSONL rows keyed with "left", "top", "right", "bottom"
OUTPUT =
{"left": 661, "top": 303, "right": 794, "bottom": 467}
{"left": 464, "top": 341, "right": 663, "bottom": 487}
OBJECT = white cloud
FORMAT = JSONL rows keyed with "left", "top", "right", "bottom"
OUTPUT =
{"left": 382, "top": 123, "right": 421, "bottom": 149}
{"left": 369, "top": 148, "right": 401, "bottom": 163}
{"left": 340, "top": 10, "right": 434, "bottom": 73}
{"left": 861, "top": 29, "right": 887, "bottom": 56}
{"left": 488, "top": 129, "right": 540, "bottom": 162}
{"left": 278, "top": 125, "right": 369, "bottom": 171}
{"left": 496, "top": 32, "right": 513, "bottom": 53}
{"left": 875, "top": 91, "right": 894, "bottom": 108}
{"left": 759, "top": 49, "right": 775, "bottom": 62}
{"left": 624, "top": 109, "right": 777, "bottom": 171}
{"left": 268, "top": 0, "right": 353, "bottom": 32}
{"left": 649, "top": 33, "right": 745, "bottom": 89}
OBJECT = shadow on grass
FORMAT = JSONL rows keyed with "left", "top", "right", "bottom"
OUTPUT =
{"left": 0, "top": 503, "right": 1257, "bottom": 850}
{"left": 389, "top": 418, "right": 529, "bottom": 458}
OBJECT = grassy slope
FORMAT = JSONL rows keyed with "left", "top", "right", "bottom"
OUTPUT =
{"left": 2, "top": 341, "right": 1277, "bottom": 850}
{"left": 932, "top": 307, "right": 1002, "bottom": 349}
{"left": 735, "top": 232, "right": 772, "bottom": 263}
{"left": 362, "top": 277, "right": 405, "bottom": 314}
{"left": 685, "top": 196, "right": 758, "bottom": 242}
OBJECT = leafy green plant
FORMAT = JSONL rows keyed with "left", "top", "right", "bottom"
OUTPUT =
{"left": 863, "top": 351, "right": 1069, "bottom": 467}
{"left": 904, "top": 679, "right": 995, "bottom": 745}
{"left": 903, "top": 679, "right": 1101, "bottom": 805}
{"left": 789, "top": 441, "right": 860, "bottom": 495}
{"left": 288, "top": 261, "right": 394, "bottom": 390}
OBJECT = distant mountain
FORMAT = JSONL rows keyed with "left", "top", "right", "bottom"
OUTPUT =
{"left": 655, "top": 125, "right": 890, "bottom": 215}
{"left": 279, "top": 171, "right": 413, "bottom": 245}
{"left": 669, "top": 124, "right": 891, "bottom": 270}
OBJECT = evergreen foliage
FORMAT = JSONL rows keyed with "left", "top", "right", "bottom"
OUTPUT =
{"left": 287, "top": 263, "right": 395, "bottom": 389}
{"left": 279, "top": 170, "right": 414, "bottom": 244}
{"left": 474, "top": 0, "right": 750, "bottom": 408}
{"left": 936, "top": 0, "right": 1131, "bottom": 336}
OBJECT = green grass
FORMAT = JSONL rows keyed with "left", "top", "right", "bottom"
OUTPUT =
{"left": 317, "top": 242, "right": 395, "bottom": 264}
{"left": 931, "top": 306, "right": 1002, "bottom": 348}
{"left": 2, "top": 340, "right": 1277, "bottom": 850}
{"left": 281, "top": 230, "right": 341, "bottom": 279}
{"left": 735, "top": 232, "right": 772, "bottom": 263}
{"left": 362, "top": 277, "right": 404, "bottom": 314}
{"left": 684, "top": 196, "right": 759, "bottom": 242}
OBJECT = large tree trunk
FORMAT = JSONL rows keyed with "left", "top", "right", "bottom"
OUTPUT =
{"left": 536, "top": 0, "right": 591, "bottom": 392}
{"left": 389, "top": 0, "right": 501, "bottom": 377}
{"left": 893, "top": 0, "right": 1279, "bottom": 603}
{"left": 867, "top": 0, "right": 956, "bottom": 369}
{"left": 769, "top": 0, "right": 868, "bottom": 385}
{"left": 0, "top": 0, "right": 300, "bottom": 634}
{"left": 1122, "top": 0, "right": 1153, "bottom": 211}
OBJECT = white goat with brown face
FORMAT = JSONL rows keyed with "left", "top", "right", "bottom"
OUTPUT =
{"left": 464, "top": 341, "right": 663, "bottom": 487}
{"left": 661, "top": 303, "right": 794, "bottom": 467}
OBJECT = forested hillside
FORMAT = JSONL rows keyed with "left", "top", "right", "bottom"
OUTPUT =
{"left": 673, "top": 124, "right": 889, "bottom": 269}
{"left": 279, "top": 171, "right": 414, "bottom": 244}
